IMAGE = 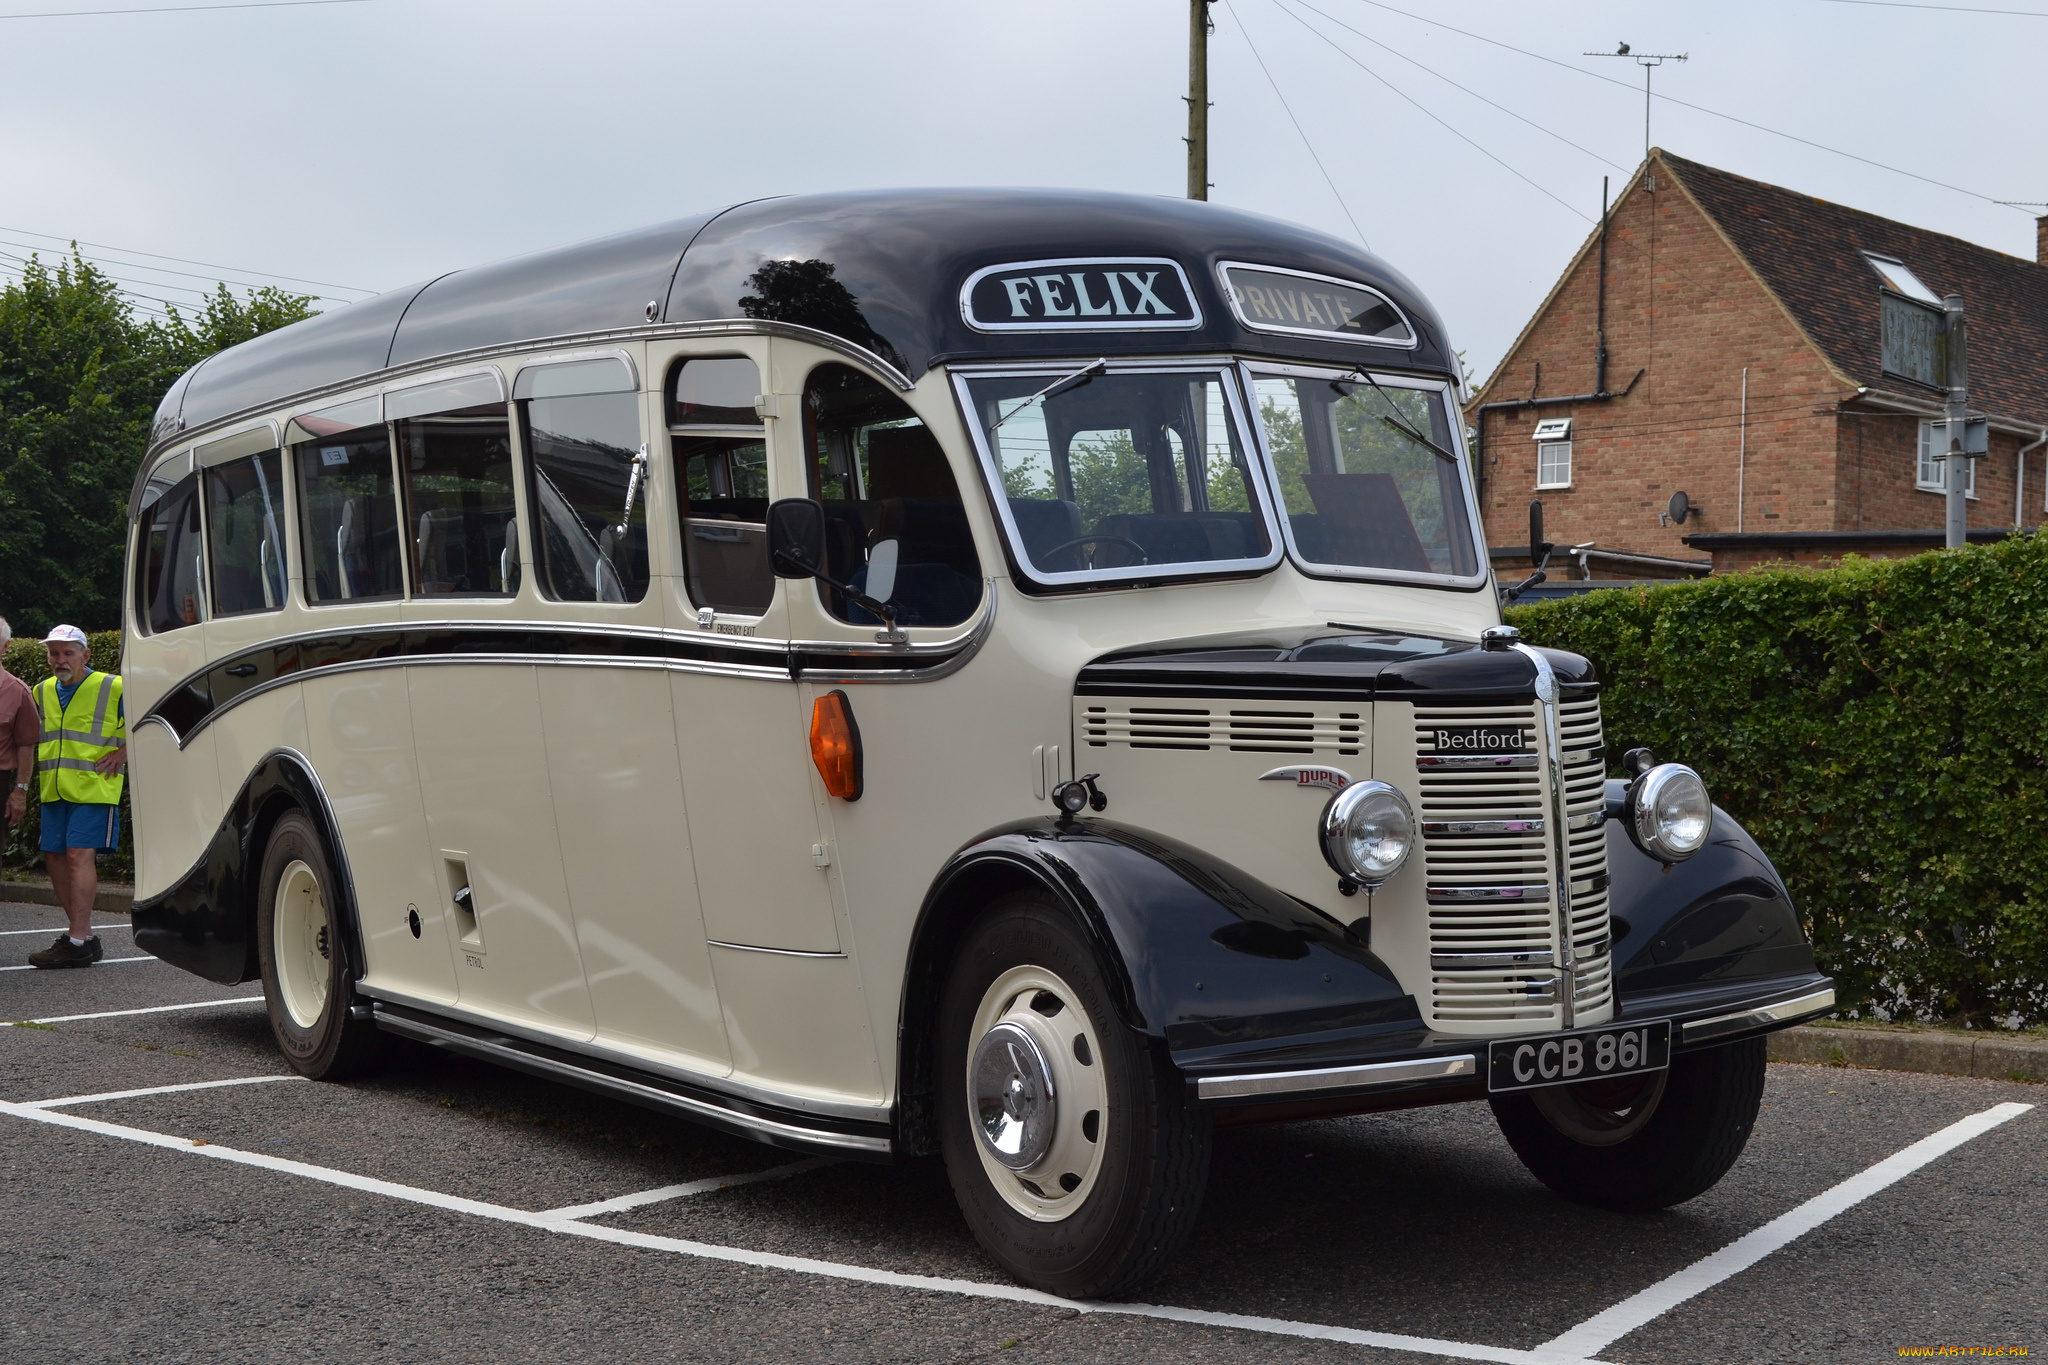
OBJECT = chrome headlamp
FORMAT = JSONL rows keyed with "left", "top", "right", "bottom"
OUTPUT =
{"left": 1319, "top": 780, "right": 1416, "bottom": 888}
{"left": 1625, "top": 763, "right": 1714, "bottom": 863}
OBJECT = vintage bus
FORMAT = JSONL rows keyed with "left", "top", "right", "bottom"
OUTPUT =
{"left": 126, "top": 190, "right": 1833, "bottom": 1297}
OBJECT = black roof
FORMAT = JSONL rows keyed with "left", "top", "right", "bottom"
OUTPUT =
{"left": 153, "top": 189, "right": 1456, "bottom": 449}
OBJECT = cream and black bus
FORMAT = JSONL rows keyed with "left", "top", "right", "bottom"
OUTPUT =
{"left": 126, "top": 190, "right": 1833, "bottom": 1297}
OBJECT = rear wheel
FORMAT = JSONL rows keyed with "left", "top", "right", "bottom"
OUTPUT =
{"left": 1489, "top": 1037, "right": 1766, "bottom": 1212}
{"left": 938, "top": 892, "right": 1210, "bottom": 1298}
{"left": 256, "top": 811, "right": 384, "bottom": 1080}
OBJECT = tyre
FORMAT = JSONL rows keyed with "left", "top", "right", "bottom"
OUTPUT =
{"left": 937, "top": 891, "right": 1210, "bottom": 1298}
{"left": 1489, "top": 1036, "right": 1766, "bottom": 1212}
{"left": 256, "top": 811, "right": 384, "bottom": 1080}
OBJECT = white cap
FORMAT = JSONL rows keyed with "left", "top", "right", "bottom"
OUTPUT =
{"left": 42, "top": 625, "right": 88, "bottom": 647}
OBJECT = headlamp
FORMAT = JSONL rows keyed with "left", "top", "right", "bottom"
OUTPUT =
{"left": 1625, "top": 763, "right": 1713, "bottom": 863}
{"left": 1318, "top": 781, "right": 1416, "bottom": 888}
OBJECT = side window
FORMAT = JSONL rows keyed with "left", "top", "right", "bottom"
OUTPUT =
{"left": 296, "top": 425, "right": 404, "bottom": 603}
{"left": 205, "top": 450, "right": 287, "bottom": 616}
{"left": 670, "top": 357, "right": 773, "bottom": 616}
{"left": 398, "top": 405, "right": 518, "bottom": 597}
{"left": 517, "top": 361, "right": 647, "bottom": 604}
{"left": 135, "top": 472, "right": 205, "bottom": 634}
{"left": 805, "top": 363, "right": 981, "bottom": 628}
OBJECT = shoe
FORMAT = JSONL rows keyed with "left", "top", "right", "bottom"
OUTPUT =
{"left": 28, "top": 934, "right": 102, "bottom": 969}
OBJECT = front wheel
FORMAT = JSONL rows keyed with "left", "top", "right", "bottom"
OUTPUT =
{"left": 256, "top": 810, "right": 385, "bottom": 1080}
{"left": 1489, "top": 1036, "right": 1766, "bottom": 1212}
{"left": 937, "top": 892, "right": 1210, "bottom": 1298}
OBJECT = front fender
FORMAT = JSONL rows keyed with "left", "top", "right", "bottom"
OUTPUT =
{"left": 914, "top": 818, "right": 1419, "bottom": 1068}
{"left": 1605, "top": 780, "right": 1817, "bottom": 1001}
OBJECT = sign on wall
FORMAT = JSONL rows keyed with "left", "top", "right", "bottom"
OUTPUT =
{"left": 1881, "top": 292, "right": 1945, "bottom": 389}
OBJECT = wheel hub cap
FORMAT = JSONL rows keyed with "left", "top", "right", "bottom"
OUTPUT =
{"left": 971, "top": 1022, "right": 1055, "bottom": 1170}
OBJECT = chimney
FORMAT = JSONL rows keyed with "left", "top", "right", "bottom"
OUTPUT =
{"left": 2038, "top": 214, "right": 2048, "bottom": 266}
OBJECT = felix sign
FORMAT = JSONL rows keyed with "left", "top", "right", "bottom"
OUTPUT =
{"left": 961, "top": 258, "right": 1202, "bottom": 332}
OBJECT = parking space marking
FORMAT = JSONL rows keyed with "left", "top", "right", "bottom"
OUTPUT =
{"left": 0, "top": 1092, "right": 1586, "bottom": 1365}
{"left": 1, "top": 995, "right": 263, "bottom": 1026}
{"left": 535, "top": 1156, "right": 837, "bottom": 1222}
{"left": 21, "top": 1074, "right": 306, "bottom": 1109}
{"left": 1534, "top": 1100, "right": 2036, "bottom": 1362}
{"left": 0, "top": 923, "right": 131, "bottom": 936}
{"left": 0, "top": 1085, "right": 2028, "bottom": 1365}
{"left": 1, "top": 956, "right": 157, "bottom": 972}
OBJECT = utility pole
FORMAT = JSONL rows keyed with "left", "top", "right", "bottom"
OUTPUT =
{"left": 1944, "top": 294, "right": 1970, "bottom": 550}
{"left": 1585, "top": 44, "right": 1687, "bottom": 160}
{"left": 1186, "top": 0, "right": 1212, "bottom": 200}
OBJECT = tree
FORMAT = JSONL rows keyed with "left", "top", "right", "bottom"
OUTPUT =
{"left": 0, "top": 251, "right": 315, "bottom": 634}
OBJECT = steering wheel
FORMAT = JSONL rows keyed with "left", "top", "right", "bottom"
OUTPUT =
{"left": 1037, "top": 534, "right": 1150, "bottom": 569}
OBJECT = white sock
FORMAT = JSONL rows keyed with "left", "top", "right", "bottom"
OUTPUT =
{"left": 68, "top": 936, "right": 88, "bottom": 946}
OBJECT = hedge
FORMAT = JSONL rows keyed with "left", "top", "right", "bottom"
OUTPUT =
{"left": 1507, "top": 536, "right": 2048, "bottom": 1029}
{"left": 2, "top": 631, "right": 132, "bottom": 883}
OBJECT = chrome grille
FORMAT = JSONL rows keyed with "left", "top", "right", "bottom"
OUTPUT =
{"left": 1415, "top": 697, "right": 1614, "bottom": 1027}
{"left": 1080, "top": 704, "right": 1363, "bottom": 755}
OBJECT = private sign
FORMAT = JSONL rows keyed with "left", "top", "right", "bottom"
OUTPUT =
{"left": 961, "top": 257, "right": 1202, "bottom": 332}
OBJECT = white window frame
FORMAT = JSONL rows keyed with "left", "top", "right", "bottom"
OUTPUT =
{"left": 1916, "top": 420, "right": 1976, "bottom": 498}
{"left": 1533, "top": 417, "right": 1572, "bottom": 490}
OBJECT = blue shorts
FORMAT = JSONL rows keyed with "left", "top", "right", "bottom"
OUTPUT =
{"left": 41, "top": 800, "right": 121, "bottom": 853}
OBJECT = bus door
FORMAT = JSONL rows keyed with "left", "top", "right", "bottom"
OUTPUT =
{"left": 392, "top": 377, "right": 595, "bottom": 1040}
{"left": 658, "top": 342, "right": 873, "bottom": 1100}
{"left": 515, "top": 353, "right": 729, "bottom": 1074}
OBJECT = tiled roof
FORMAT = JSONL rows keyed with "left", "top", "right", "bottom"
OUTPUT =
{"left": 1664, "top": 152, "right": 2048, "bottom": 426}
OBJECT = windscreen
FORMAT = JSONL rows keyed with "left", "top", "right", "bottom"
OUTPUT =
{"left": 1250, "top": 375, "right": 1478, "bottom": 578}
{"left": 963, "top": 369, "right": 1271, "bottom": 577}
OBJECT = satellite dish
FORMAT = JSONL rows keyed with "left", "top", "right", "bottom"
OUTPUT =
{"left": 1667, "top": 490, "right": 1694, "bottom": 525}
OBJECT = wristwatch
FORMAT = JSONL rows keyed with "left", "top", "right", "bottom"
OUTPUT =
{"left": 12, "top": 783, "right": 25, "bottom": 792}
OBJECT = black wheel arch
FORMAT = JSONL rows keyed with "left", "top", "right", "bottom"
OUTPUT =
{"left": 131, "top": 749, "right": 364, "bottom": 987}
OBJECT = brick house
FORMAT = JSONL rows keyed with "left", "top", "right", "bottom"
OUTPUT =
{"left": 1464, "top": 150, "right": 2048, "bottom": 577}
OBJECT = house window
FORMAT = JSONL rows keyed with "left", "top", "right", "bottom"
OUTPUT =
{"left": 1533, "top": 417, "right": 1572, "bottom": 489}
{"left": 1916, "top": 420, "right": 1975, "bottom": 497}
{"left": 1863, "top": 253, "right": 1941, "bottom": 304}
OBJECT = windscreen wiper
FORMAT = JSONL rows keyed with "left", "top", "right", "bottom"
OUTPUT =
{"left": 989, "top": 358, "right": 1108, "bottom": 431}
{"left": 1344, "top": 370, "right": 1461, "bottom": 465}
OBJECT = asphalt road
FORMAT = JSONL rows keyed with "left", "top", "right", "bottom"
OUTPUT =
{"left": 2, "top": 897, "right": 2041, "bottom": 1365}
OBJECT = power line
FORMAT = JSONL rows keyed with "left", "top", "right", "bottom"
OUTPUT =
{"left": 1287, "top": 0, "right": 1629, "bottom": 173}
{"left": 0, "top": 0, "right": 372, "bottom": 19}
{"left": 0, "top": 248, "right": 228, "bottom": 301}
{"left": 0, "top": 223, "right": 373, "bottom": 292}
{"left": 1225, "top": 0, "right": 1372, "bottom": 249}
{"left": 1344, "top": 0, "right": 2030, "bottom": 211}
{"left": 1272, "top": 0, "right": 1594, "bottom": 222}
{"left": 1817, "top": 0, "right": 2048, "bottom": 14}
{"left": 0, "top": 235, "right": 357, "bottom": 301}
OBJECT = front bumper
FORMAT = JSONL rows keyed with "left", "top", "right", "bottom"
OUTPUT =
{"left": 1185, "top": 973, "right": 1834, "bottom": 1108}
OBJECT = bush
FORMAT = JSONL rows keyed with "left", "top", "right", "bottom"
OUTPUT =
{"left": 4, "top": 630, "right": 132, "bottom": 883}
{"left": 1507, "top": 537, "right": 2048, "bottom": 1028}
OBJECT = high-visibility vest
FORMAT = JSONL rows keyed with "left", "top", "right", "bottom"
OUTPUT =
{"left": 34, "top": 670, "right": 125, "bottom": 805}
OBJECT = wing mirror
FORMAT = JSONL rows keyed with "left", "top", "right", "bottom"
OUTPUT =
{"left": 1500, "top": 499, "right": 1556, "bottom": 606}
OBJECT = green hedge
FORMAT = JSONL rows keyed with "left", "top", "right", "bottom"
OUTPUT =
{"left": 1507, "top": 537, "right": 2048, "bottom": 1029}
{"left": 3, "top": 631, "right": 132, "bottom": 883}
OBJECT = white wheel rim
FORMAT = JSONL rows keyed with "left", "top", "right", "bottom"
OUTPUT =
{"left": 273, "top": 859, "right": 331, "bottom": 1029}
{"left": 966, "top": 964, "right": 1109, "bottom": 1223}
{"left": 1533, "top": 1069, "right": 1668, "bottom": 1147}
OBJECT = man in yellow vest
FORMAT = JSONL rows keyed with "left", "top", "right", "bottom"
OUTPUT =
{"left": 27, "top": 626, "right": 125, "bottom": 969}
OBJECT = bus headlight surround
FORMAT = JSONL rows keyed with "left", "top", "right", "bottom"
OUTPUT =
{"left": 1319, "top": 780, "right": 1416, "bottom": 888}
{"left": 1625, "top": 763, "right": 1713, "bottom": 863}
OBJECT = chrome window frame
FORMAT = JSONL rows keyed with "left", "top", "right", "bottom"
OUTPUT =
{"left": 1238, "top": 361, "right": 1491, "bottom": 593}
{"left": 949, "top": 357, "right": 1286, "bottom": 592}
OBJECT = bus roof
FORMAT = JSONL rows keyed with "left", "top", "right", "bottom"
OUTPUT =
{"left": 151, "top": 189, "right": 1457, "bottom": 452}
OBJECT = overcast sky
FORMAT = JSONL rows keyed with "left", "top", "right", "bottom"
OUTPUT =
{"left": 2, "top": 0, "right": 2041, "bottom": 387}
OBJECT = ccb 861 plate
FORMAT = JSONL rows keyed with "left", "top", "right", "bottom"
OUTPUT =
{"left": 1487, "top": 1019, "right": 1671, "bottom": 1093}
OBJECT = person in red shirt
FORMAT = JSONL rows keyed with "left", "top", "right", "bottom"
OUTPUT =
{"left": 0, "top": 617, "right": 38, "bottom": 831}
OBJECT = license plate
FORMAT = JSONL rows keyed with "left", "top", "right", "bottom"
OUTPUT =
{"left": 1486, "top": 1020, "right": 1671, "bottom": 1093}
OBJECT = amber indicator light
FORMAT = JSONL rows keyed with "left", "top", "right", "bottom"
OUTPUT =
{"left": 810, "top": 689, "right": 863, "bottom": 800}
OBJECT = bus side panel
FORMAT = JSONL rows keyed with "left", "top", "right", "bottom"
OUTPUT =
{"left": 301, "top": 669, "right": 459, "bottom": 1005}
{"left": 209, "top": 683, "right": 309, "bottom": 829}
{"left": 129, "top": 723, "right": 223, "bottom": 904}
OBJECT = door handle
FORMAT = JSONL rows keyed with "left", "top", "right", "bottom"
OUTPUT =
{"left": 224, "top": 664, "right": 258, "bottom": 677}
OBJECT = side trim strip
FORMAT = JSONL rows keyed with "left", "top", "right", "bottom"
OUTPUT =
{"left": 706, "top": 940, "right": 848, "bottom": 960}
{"left": 1681, "top": 986, "right": 1838, "bottom": 1045}
{"left": 1195, "top": 1053, "right": 1477, "bottom": 1102}
{"left": 372, "top": 1005, "right": 893, "bottom": 1156}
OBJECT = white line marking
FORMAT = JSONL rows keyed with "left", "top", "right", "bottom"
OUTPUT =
{"left": 22, "top": 1074, "right": 305, "bottom": 1109}
{"left": 0, "top": 1096, "right": 1587, "bottom": 1365}
{"left": 1, "top": 955, "right": 157, "bottom": 971}
{"left": 1, "top": 996, "right": 263, "bottom": 1026}
{"left": 536, "top": 1157, "right": 836, "bottom": 1221}
{"left": 0, "top": 923, "right": 130, "bottom": 936}
{"left": 1534, "top": 1100, "right": 2035, "bottom": 1362}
